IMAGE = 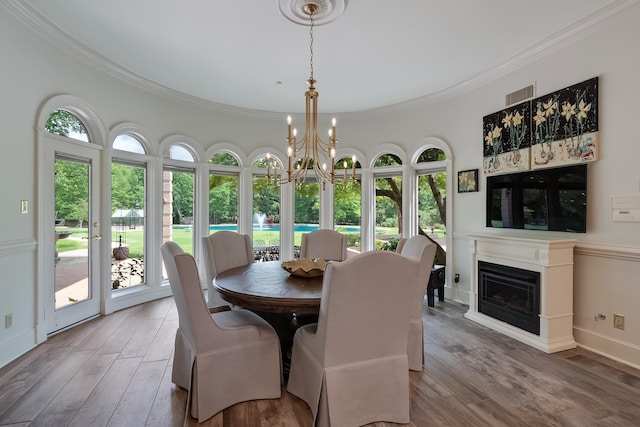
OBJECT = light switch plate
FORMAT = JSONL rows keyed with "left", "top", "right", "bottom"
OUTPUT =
{"left": 20, "top": 200, "right": 28, "bottom": 214}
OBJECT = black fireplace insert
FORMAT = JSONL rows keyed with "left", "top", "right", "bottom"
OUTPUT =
{"left": 478, "top": 261, "right": 540, "bottom": 335}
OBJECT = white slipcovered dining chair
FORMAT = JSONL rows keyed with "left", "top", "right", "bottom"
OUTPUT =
{"left": 286, "top": 251, "right": 422, "bottom": 427}
{"left": 398, "top": 234, "right": 437, "bottom": 371}
{"left": 395, "top": 237, "right": 408, "bottom": 253}
{"left": 202, "top": 231, "right": 253, "bottom": 307}
{"left": 299, "top": 229, "right": 347, "bottom": 261}
{"left": 161, "top": 242, "right": 281, "bottom": 422}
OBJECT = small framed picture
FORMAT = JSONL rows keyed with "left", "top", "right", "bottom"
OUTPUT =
{"left": 458, "top": 169, "right": 479, "bottom": 193}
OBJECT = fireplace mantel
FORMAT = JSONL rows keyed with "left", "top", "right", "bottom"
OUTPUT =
{"left": 465, "top": 234, "right": 577, "bottom": 353}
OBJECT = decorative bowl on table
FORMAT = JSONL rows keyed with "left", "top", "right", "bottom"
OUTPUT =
{"left": 281, "top": 258, "right": 327, "bottom": 278}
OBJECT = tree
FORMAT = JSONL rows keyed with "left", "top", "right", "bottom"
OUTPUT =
{"left": 47, "top": 110, "right": 92, "bottom": 226}
{"left": 294, "top": 181, "right": 319, "bottom": 224}
{"left": 209, "top": 175, "right": 237, "bottom": 224}
{"left": 252, "top": 177, "right": 280, "bottom": 222}
{"left": 374, "top": 149, "right": 448, "bottom": 263}
{"left": 171, "top": 172, "right": 194, "bottom": 224}
{"left": 54, "top": 160, "right": 89, "bottom": 224}
{"left": 209, "top": 152, "right": 239, "bottom": 166}
{"left": 334, "top": 180, "right": 361, "bottom": 225}
{"left": 111, "top": 164, "right": 144, "bottom": 211}
{"left": 251, "top": 157, "right": 282, "bottom": 222}
{"left": 374, "top": 150, "right": 447, "bottom": 233}
{"left": 417, "top": 149, "right": 447, "bottom": 226}
{"left": 207, "top": 153, "right": 241, "bottom": 224}
{"left": 376, "top": 176, "right": 402, "bottom": 230}
{"left": 45, "top": 109, "right": 88, "bottom": 138}
{"left": 374, "top": 154, "right": 403, "bottom": 233}
{"left": 416, "top": 149, "right": 447, "bottom": 265}
{"left": 418, "top": 171, "right": 447, "bottom": 228}
{"left": 69, "top": 199, "right": 88, "bottom": 228}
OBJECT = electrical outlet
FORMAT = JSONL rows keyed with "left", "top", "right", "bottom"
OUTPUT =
{"left": 4, "top": 313, "right": 12, "bottom": 329}
{"left": 613, "top": 313, "right": 625, "bottom": 330}
{"left": 454, "top": 273, "right": 460, "bottom": 283}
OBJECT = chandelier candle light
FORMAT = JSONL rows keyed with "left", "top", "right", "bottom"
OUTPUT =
{"left": 267, "top": 2, "right": 355, "bottom": 190}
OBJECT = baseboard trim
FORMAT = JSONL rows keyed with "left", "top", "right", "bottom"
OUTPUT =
{"left": 105, "top": 285, "right": 173, "bottom": 314}
{"left": 0, "top": 327, "right": 38, "bottom": 370}
{"left": 574, "top": 326, "right": 640, "bottom": 370}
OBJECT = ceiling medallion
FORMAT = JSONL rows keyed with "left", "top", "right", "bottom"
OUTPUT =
{"left": 278, "top": 0, "right": 346, "bottom": 26}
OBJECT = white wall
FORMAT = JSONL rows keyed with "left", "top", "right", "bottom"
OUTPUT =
{"left": 1, "top": 3, "right": 640, "bottom": 368}
{"left": 574, "top": 245, "right": 640, "bottom": 367}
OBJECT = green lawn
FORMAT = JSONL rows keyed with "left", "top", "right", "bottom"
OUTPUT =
{"left": 55, "top": 227, "right": 88, "bottom": 252}
{"left": 55, "top": 225, "right": 402, "bottom": 256}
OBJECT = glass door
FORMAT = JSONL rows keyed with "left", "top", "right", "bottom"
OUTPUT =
{"left": 45, "top": 142, "right": 101, "bottom": 333}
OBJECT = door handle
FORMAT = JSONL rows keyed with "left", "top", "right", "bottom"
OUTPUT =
{"left": 92, "top": 235, "right": 103, "bottom": 240}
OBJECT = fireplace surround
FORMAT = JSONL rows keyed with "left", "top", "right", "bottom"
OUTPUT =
{"left": 466, "top": 234, "right": 576, "bottom": 353}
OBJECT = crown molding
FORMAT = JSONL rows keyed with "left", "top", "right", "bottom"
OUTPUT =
{"left": 4, "top": 0, "right": 638, "bottom": 119}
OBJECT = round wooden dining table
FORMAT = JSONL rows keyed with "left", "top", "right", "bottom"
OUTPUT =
{"left": 214, "top": 260, "right": 324, "bottom": 377}
{"left": 213, "top": 260, "right": 323, "bottom": 316}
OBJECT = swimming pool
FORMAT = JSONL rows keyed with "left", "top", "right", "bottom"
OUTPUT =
{"left": 173, "top": 224, "right": 360, "bottom": 233}
{"left": 172, "top": 224, "right": 374, "bottom": 233}
{"left": 204, "top": 224, "right": 362, "bottom": 233}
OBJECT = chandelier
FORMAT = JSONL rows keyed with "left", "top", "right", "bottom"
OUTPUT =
{"left": 267, "top": 2, "right": 355, "bottom": 190}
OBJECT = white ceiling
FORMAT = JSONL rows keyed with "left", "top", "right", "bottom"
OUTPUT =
{"left": 16, "top": 0, "right": 626, "bottom": 113}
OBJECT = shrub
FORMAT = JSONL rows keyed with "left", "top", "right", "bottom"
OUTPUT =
{"left": 378, "top": 237, "right": 401, "bottom": 251}
{"left": 346, "top": 232, "right": 360, "bottom": 248}
{"left": 112, "top": 258, "right": 144, "bottom": 289}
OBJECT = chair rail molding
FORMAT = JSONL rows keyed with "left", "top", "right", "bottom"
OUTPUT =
{"left": 574, "top": 241, "right": 640, "bottom": 262}
{"left": 0, "top": 239, "right": 37, "bottom": 257}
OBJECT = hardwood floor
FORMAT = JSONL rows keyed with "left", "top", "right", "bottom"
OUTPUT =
{"left": 2, "top": 298, "right": 640, "bottom": 426}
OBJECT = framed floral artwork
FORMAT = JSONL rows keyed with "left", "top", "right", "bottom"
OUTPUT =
{"left": 482, "top": 76, "right": 599, "bottom": 175}
{"left": 530, "top": 76, "right": 598, "bottom": 169}
{"left": 483, "top": 100, "right": 531, "bottom": 176}
{"left": 458, "top": 169, "right": 479, "bottom": 193}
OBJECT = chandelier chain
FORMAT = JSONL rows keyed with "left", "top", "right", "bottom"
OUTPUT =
{"left": 309, "top": 12, "right": 314, "bottom": 81}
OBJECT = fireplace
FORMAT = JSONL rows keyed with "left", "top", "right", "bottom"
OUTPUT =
{"left": 478, "top": 261, "right": 540, "bottom": 335}
{"left": 465, "top": 234, "right": 576, "bottom": 353}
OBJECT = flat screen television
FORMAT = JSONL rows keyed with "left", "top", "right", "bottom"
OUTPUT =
{"left": 486, "top": 164, "right": 587, "bottom": 233}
